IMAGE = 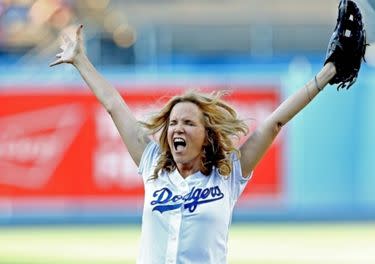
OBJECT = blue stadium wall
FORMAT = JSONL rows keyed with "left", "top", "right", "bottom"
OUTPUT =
{"left": 0, "top": 58, "right": 374, "bottom": 224}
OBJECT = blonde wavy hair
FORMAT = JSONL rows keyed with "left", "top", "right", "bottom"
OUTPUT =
{"left": 140, "top": 90, "right": 249, "bottom": 179}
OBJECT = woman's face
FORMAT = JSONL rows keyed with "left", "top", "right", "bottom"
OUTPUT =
{"left": 167, "top": 101, "right": 206, "bottom": 171}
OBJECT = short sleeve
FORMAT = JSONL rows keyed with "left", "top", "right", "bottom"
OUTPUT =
{"left": 228, "top": 152, "right": 253, "bottom": 204}
{"left": 138, "top": 141, "right": 161, "bottom": 182}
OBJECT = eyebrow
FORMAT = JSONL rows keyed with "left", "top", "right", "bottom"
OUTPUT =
{"left": 169, "top": 117, "right": 198, "bottom": 123}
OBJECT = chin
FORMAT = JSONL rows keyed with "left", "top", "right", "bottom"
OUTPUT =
{"left": 172, "top": 154, "right": 191, "bottom": 165}
{"left": 172, "top": 155, "right": 184, "bottom": 164}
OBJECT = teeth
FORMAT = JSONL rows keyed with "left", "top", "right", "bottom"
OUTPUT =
{"left": 173, "top": 137, "right": 186, "bottom": 151}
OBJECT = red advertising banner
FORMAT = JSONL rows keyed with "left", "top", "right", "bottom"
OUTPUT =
{"left": 0, "top": 85, "right": 282, "bottom": 206}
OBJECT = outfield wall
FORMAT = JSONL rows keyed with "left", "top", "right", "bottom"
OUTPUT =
{"left": 0, "top": 61, "right": 374, "bottom": 224}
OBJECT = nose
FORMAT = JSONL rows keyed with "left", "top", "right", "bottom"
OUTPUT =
{"left": 174, "top": 123, "right": 184, "bottom": 133}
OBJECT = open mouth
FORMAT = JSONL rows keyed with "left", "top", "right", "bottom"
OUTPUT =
{"left": 173, "top": 137, "right": 186, "bottom": 151}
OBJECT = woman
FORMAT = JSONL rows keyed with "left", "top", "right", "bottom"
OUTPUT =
{"left": 48, "top": 18, "right": 350, "bottom": 262}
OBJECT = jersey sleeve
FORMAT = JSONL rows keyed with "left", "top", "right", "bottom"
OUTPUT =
{"left": 138, "top": 140, "right": 161, "bottom": 182}
{"left": 228, "top": 152, "right": 253, "bottom": 204}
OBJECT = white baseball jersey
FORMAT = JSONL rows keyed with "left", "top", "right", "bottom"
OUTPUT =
{"left": 137, "top": 141, "right": 252, "bottom": 264}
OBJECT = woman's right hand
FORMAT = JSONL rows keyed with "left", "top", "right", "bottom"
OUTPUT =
{"left": 49, "top": 24, "right": 85, "bottom": 67}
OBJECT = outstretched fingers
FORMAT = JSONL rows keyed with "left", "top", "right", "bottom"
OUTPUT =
{"left": 50, "top": 24, "right": 84, "bottom": 67}
{"left": 59, "top": 44, "right": 67, "bottom": 51}
{"left": 61, "top": 33, "right": 71, "bottom": 43}
{"left": 59, "top": 33, "right": 70, "bottom": 51}
{"left": 76, "top": 24, "right": 83, "bottom": 41}
{"left": 49, "top": 59, "right": 63, "bottom": 67}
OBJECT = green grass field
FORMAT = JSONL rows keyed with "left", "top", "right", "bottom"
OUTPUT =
{"left": 0, "top": 223, "right": 374, "bottom": 264}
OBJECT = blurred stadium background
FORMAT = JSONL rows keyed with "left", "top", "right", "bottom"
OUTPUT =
{"left": 0, "top": 0, "right": 375, "bottom": 263}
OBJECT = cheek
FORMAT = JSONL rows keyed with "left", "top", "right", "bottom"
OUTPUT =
{"left": 166, "top": 129, "right": 173, "bottom": 146}
{"left": 195, "top": 128, "right": 206, "bottom": 146}
{"left": 167, "top": 127, "right": 173, "bottom": 139}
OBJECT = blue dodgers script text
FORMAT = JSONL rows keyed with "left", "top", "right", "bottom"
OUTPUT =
{"left": 151, "top": 186, "right": 224, "bottom": 213}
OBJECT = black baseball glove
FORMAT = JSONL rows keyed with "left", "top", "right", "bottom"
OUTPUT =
{"left": 325, "top": 0, "right": 368, "bottom": 89}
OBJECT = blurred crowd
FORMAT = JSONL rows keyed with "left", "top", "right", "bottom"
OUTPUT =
{"left": 0, "top": 0, "right": 135, "bottom": 64}
{"left": 0, "top": 0, "right": 137, "bottom": 47}
{"left": 0, "top": 0, "right": 373, "bottom": 66}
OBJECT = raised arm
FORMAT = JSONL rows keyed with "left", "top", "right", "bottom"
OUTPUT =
{"left": 239, "top": 0, "right": 367, "bottom": 177}
{"left": 239, "top": 63, "right": 336, "bottom": 176}
{"left": 50, "top": 25, "right": 149, "bottom": 166}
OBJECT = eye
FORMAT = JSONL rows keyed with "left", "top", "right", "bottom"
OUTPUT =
{"left": 169, "top": 120, "right": 176, "bottom": 126}
{"left": 185, "top": 120, "right": 195, "bottom": 126}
